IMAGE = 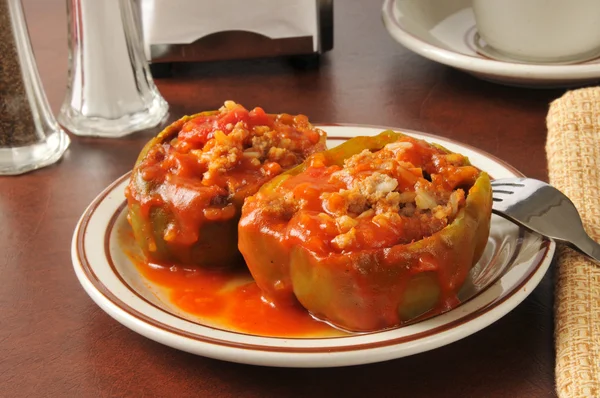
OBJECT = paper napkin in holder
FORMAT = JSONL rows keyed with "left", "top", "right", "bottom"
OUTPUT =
{"left": 546, "top": 87, "right": 600, "bottom": 398}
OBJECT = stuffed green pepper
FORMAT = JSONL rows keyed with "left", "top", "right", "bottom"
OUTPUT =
{"left": 238, "top": 131, "right": 492, "bottom": 331}
{"left": 125, "top": 101, "right": 327, "bottom": 267}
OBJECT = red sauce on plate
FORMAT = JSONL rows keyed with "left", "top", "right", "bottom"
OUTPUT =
{"left": 130, "top": 256, "right": 345, "bottom": 337}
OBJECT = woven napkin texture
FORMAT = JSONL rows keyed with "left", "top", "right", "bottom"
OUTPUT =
{"left": 546, "top": 87, "right": 600, "bottom": 398}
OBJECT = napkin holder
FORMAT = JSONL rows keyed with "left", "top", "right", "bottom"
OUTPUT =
{"left": 140, "top": 0, "right": 333, "bottom": 64}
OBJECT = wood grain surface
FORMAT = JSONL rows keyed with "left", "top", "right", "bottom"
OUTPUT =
{"left": 0, "top": 0, "right": 564, "bottom": 396}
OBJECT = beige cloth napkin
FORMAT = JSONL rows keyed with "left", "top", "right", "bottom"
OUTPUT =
{"left": 546, "top": 88, "right": 600, "bottom": 398}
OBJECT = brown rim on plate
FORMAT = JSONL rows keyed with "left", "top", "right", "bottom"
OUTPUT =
{"left": 75, "top": 126, "right": 552, "bottom": 353}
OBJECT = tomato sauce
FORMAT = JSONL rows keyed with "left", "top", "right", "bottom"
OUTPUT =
{"left": 134, "top": 260, "right": 346, "bottom": 337}
{"left": 118, "top": 223, "right": 345, "bottom": 337}
{"left": 243, "top": 136, "right": 479, "bottom": 257}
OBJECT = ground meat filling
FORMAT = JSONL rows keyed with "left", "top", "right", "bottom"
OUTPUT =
{"left": 259, "top": 136, "right": 480, "bottom": 254}
{"left": 173, "top": 101, "right": 322, "bottom": 191}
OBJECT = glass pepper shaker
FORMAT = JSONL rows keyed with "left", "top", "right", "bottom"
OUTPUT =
{"left": 58, "top": 0, "right": 168, "bottom": 137}
{"left": 0, "top": 0, "right": 70, "bottom": 175}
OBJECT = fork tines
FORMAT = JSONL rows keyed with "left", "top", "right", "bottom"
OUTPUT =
{"left": 491, "top": 181, "right": 525, "bottom": 187}
{"left": 491, "top": 181, "right": 525, "bottom": 202}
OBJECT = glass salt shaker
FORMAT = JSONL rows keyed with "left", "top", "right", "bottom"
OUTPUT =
{"left": 0, "top": 0, "right": 70, "bottom": 175}
{"left": 58, "top": 0, "right": 168, "bottom": 137}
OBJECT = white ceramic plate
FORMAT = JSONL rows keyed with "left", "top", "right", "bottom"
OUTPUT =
{"left": 71, "top": 124, "right": 555, "bottom": 367}
{"left": 381, "top": 0, "right": 600, "bottom": 88}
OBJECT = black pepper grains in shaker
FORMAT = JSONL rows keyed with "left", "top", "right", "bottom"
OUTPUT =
{"left": 0, "top": 0, "right": 38, "bottom": 147}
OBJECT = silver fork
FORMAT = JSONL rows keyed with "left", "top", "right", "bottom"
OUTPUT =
{"left": 491, "top": 178, "right": 600, "bottom": 262}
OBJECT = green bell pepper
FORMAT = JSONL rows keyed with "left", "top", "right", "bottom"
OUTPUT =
{"left": 238, "top": 131, "right": 492, "bottom": 331}
{"left": 126, "top": 104, "right": 326, "bottom": 268}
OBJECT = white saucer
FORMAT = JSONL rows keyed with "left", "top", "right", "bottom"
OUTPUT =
{"left": 381, "top": 0, "right": 600, "bottom": 88}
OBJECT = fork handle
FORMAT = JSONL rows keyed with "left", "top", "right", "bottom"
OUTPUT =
{"left": 571, "top": 233, "right": 600, "bottom": 263}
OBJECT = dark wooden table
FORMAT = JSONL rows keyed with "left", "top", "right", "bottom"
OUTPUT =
{"left": 1, "top": 1, "right": 564, "bottom": 396}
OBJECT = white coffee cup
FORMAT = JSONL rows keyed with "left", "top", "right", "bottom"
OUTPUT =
{"left": 472, "top": 0, "right": 600, "bottom": 64}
